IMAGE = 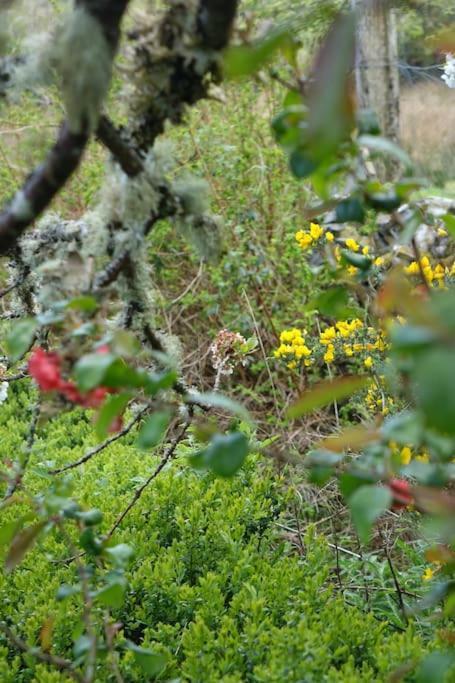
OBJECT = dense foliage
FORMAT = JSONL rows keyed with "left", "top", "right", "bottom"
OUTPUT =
{"left": 0, "top": 0, "right": 454, "bottom": 681}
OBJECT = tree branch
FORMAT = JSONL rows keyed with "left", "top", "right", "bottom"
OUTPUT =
{"left": 0, "top": 0, "right": 131, "bottom": 255}
{"left": 197, "top": 0, "right": 239, "bottom": 49}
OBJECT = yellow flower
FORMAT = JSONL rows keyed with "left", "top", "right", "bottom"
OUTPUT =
{"left": 353, "top": 343, "right": 363, "bottom": 353}
{"left": 304, "top": 359, "right": 312, "bottom": 367}
{"left": 294, "top": 344, "right": 311, "bottom": 359}
{"left": 320, "top": 327, "right": 337, "bottom": 345}
{"left": 344, "top": 344, "right": 353, "bottom": 357}
{"left": 287, "top": 361, "right": 297, "bottom": 370}
{"left": 422, "top": 567, "right": 434, "bottom": 582}
{"left": 437, "top": 228, "right": 448, "bottom": 237}
{"left": 295, "top": 231, "right": 313, "bottom": 250}
{"left": 374, "top": 256, "right": 384, "bottom": 267}
{"left": 404, "top": 261, "right": 420, "bottom": 275}
{"left": 362, "top": 245, "right": 369, "bottom": 255}
{"left": 325, "top": 231, "right": 334, "bottom": 242}
{"left": 347, "top": 266, "right": 358, "bottom": 276}
{"left": 364, "top": 357, "right": 373, "bottom": 369}
{"left": 324, "top": 344, "right": 335, "bottom": 363}
{"left": 400, "top": 446, "right": 412, "bottom": 465}
{"left": 433, "top": 264, "right": 445, "bottom": 280}
{"left": 345, "top": 238, "right": 360, "bottom": 252}
{"left": 309, "top": 222, "right": 324, "bottom": 240}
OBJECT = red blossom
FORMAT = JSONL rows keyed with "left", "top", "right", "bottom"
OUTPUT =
{"left": 389, "top": 478, "right": 414, "bottom": 511}
{"left": 28, "top": 346, "right": 123, "bottom": 433}
{"left": 28, "top": 348, "right": 63, "bottom": 391}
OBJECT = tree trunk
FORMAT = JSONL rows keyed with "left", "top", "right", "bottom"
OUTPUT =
{"left": 353, "top": 0, "right": 400, "bottom": 142}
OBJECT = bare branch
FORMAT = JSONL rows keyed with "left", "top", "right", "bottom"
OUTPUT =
{"left": 105, "top": 415, "right": 192, "bottom": 539}
{"left": 49, "top": 405, "right": 150, "bottom": 475}
{"left": 0, "top": 621, "right": 83, "bottom": 683}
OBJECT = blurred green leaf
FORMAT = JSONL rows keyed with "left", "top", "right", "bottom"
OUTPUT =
{"left": 414, "top": 348, "right": 455, "bottom": 435}
{"left": 125, "top": 642, "right": 168, "bottom": 676}
{"left": 190, "top": 432, "right": 249, "bottom": 478}
{"left": 95, "top": 392, "right": 131, "bottom": 440}
{"left": 74, "top": 352, "right": 116, "bottom": 391}
{"left": 137, "top": 410, "right": 172, "bottom": 450}
{"left": 416, "top": 651, "right": 455, "bottom": 683}
{"left": 5, "top": 520, "right": 46, "bottom": 573}
{"left": 335, "top": 197, "right": 365, "bottom": 223}
{"left": 348, "top": 485, "right": 391, "bottom": 543}
{"left": 288, "top": 375, "right": 369, "bottom": 419}
{"left": 95, "top": 578, "right": 127, "bottom": 609}
{"left": 224, "top": 28, "right": 292, "bottom": 79}
{"left": 188, "top": 391, "right": 251, "bottom": 422}
{"left": 358, "top": 135, "right": 413, "bottom": 171}
{"left": 66, "top": 296, "right": 98, "bottom": 313}
{"left": 6, "top": 318, "right": 38, "bottom": 362}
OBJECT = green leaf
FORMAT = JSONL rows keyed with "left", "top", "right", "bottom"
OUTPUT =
{"left": 414, "top": 348, "right": 455, "bottom": 435}
{"left": 335, "top": 197, "right": 365, "bottom": 223}
{"left": 74, "top": 352, "right": 116, "bottom": 391}
{"left": 224, "top": 28, "right": 292, "bottom": 79}
{"left": 0, "top": 520, "right": 21, "bottom": 549}
{"left": 125, "top": 642, "right": 168, "bottom": 676}
{"left": 5, "top": 520, "right": 46, "bottom": 573}
{"left": 76, "top": 509, "right": 103, "bottom": 526}
{"left": 287, "top": 375, "right": 369, "bottom": 419}
{"left": 104, "top": 543, "right": 134, "bottom": 567}
{"left": 66, "top": 296, "right": 98, "bottom": 313}
{"left": 6, "top": 318, "right": 38, "bottom": 362}
{"left": 95, "top": 578, "right": 126, "bottom": 608}
{"left": 365, "top": 191, "right": 401, "bottom": 212}
{"left": 306, "top": 11, "right": 356, "bottom": 163}
{"left": 340, "top": 250, "right": 372, "bottom": 271}
{"left": 390, "top": 323, "right": 437, "bottom": 353}
{"left": 289, "top": 149, "right": 317, "bottom": 178}
{"left": 348, "top": 485, "right": 392, "bottom": 543}
{"left": 308, "top": 287, "right": 359, "bottom": 320}
{"left": 356, "top": 108, "right": 380, "bottom": 135}
{"left": 442, "top": 213, "right": 455, "bottom": 238}
{"left": 381, "top": 411, "right": 422, "bottom": 446}
{"left": 191, "top": 432, "right": 249, "bottom": 478}
{"left": 136, "top": 411, "right": 172, "bottom": 450}
{"left": 358, "top": 135, "right": 413, "bottom": 171}
{"left": 95, "top": 392, "right": 131, "bottom": 440}
{"left": 56, "top": 584, "right": 80, "bottom": 601}
{"left": 416, "top": 651, "right": 455, "bottom": 683}
{"left": 187, "top": 391, "right": 251, "bottom": 422}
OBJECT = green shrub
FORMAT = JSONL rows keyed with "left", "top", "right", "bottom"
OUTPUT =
{"left": 0, "top": 386, "right": 446, "bottom": 682}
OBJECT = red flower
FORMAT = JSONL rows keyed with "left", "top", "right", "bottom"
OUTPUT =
{"left": 28, "top": 349, "right": 63, "bottom": 391}
{"left": 389, "top": 478, "right": 413, "bottom": 511}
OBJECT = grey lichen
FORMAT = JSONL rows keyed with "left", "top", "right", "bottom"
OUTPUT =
{"left": 54, "top": 7, "right": 113, "bottom": 133}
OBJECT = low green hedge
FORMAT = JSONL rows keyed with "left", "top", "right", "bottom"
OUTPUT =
{"left": 0, "top": 385, "right": 449, "bottom": 682}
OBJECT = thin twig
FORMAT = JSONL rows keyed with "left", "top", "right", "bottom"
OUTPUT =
{"left": 48, "top": 405, "right": 150, "bottom": 475}
{"left": 3, "top": 398, "right": 40, "bottom": 501}
{"left": 379, "top": 528, "right": 408, "bottom": 623}
{"left": 105, "top": 416, "right": 192, "bottom": 540}
{"left": 0, "top": 621, "right": 83, "bottom": 683}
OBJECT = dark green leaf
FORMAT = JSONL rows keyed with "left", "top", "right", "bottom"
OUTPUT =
{"left": 348, "top": 485, "right": 391, "bottom": 543}
{"left": 137, "top": 411, "right": 172, "bottom": 450}
{"left": 76, "top": 509, "right": 103, "bottom": 526}
{"left": 56, "top": 584, "right": 80, "bottom": 601}
{"left": 356, "top": 108, "right": 380, "bottom": 135}
{"left": 289, "top": 149, "right": 318, "bottom": 178}
{"left": 341, "top": 250, "right": 372, "bottom": 271}
{"left": 442, "top": 213, "right": 455, "bottom": 238}
{"left": 104, "top": 543, "right": 134, "bottom": 567}
{"left": 335, "top": 197, "right": 365, "bottom": 223}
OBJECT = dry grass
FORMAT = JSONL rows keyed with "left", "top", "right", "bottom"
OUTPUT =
{"left": 400, "top": 81, "right": 455, "bottom": 184}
